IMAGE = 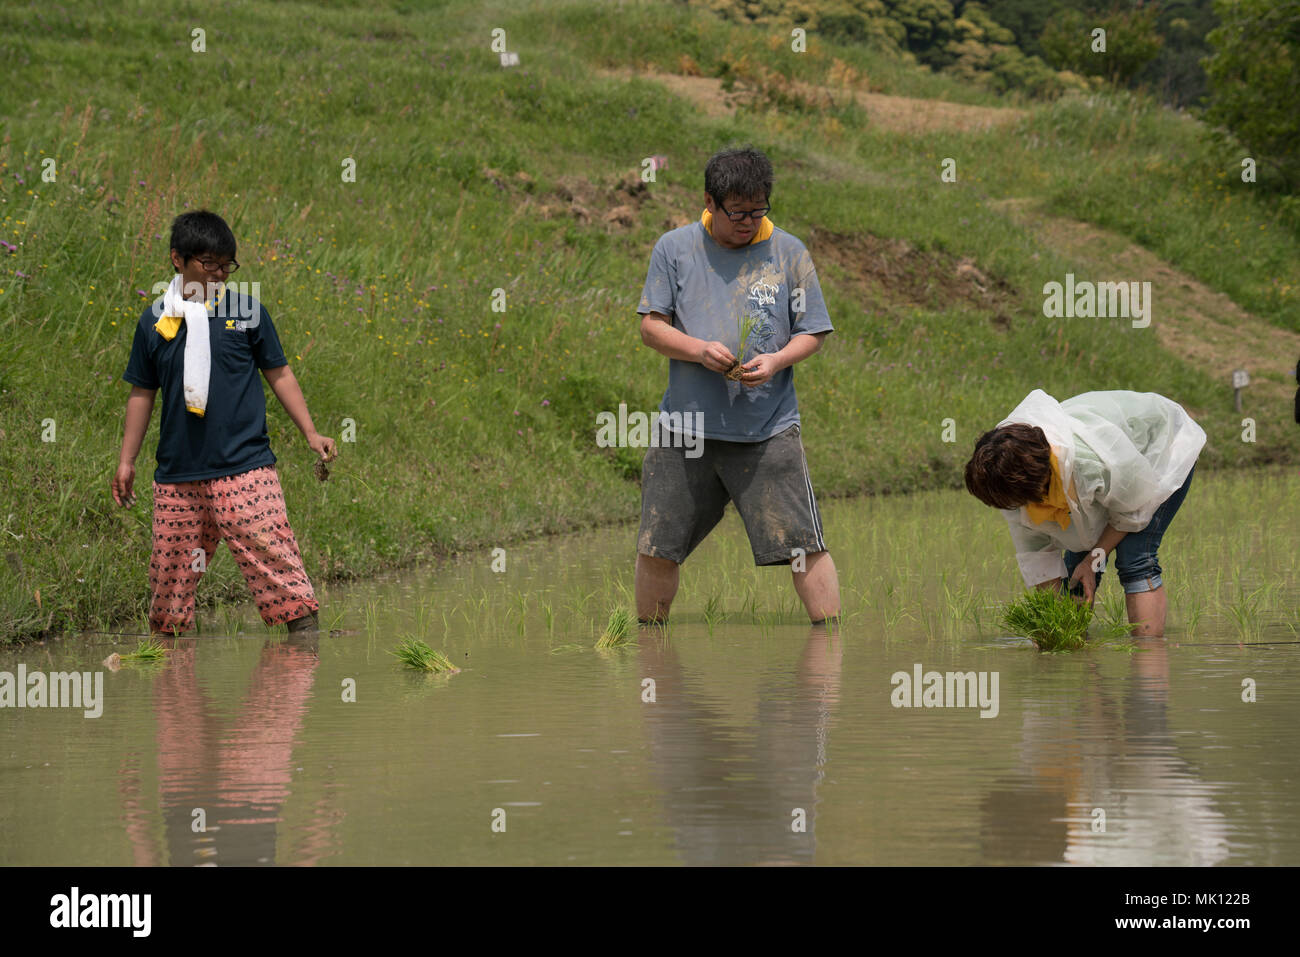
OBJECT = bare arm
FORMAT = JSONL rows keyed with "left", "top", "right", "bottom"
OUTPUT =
{"left": 761, "top": 331, "right": 826, "bottom": 372}
{"left": 639, "top": 313, "right": 829, "bottom": 382}
{"left": 113, "top": 386, "right": 156, "bottom": 506}
{"left": 262, "top": 364, "right": 336, "bottom": 461}
{"left": 739, "top": 331, "right": 828, "bottom": 387}
{"left": 639, "top": 312, "right": 734, "bottom": 370}
{"left": 1093, "top": 524, "right": 1128, "bottom": 557}
{"left": 1066, "top": 524, "right": 1129, "bottom": 601}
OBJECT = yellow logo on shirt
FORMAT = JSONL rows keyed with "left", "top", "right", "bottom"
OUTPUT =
{"left": 225, "top": 319, "right": 236, "bottom": 330}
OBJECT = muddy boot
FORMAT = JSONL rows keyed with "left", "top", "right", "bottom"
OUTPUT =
{"left": 286, "top": 611, "right": 319, "bottom": 633}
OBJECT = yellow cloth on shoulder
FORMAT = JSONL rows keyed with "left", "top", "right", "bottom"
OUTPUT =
{"left": 154, "top": 285, "right": 226, "bottom": 341}
{"left": 701, "top": 208, "right": 773, "bottom": 244}
{"left": 1025, "top": 448, "right": 1074, "bottom": 529}
{"left": 154, "top": 314, "right": 182, "bottom": 340}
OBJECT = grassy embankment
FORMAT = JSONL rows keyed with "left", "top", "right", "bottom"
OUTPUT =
{"left": 1, "top": 0, "right": 1297, "bottom": 640}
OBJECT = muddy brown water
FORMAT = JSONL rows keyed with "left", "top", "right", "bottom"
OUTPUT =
{"left": 2, "top": 468, "right": 1298, "bottom": 864}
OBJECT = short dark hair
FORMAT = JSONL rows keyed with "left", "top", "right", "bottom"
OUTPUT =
{"left": 964, "top": 423, "right": 1053, "bottom": 509}
{"left": 704, "top": 145, "right": 773, "bottom": 207}
{"left": 170, "top": 210, "right": 236, "bottom": 271}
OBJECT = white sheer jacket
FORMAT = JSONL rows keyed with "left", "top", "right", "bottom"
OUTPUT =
{"left": 996, "top": 389, "right": 1207, "bottom": 587}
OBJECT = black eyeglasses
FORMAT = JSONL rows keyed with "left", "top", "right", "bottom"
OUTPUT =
{"left": 194, "top": 257, "right": 240, "bottom": 274}
{"left": 717, "top": 200, "right": 770, "bottom": 223}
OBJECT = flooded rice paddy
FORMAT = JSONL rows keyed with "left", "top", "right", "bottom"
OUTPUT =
{"left": 2, "top": 467, "right": 1298, "bottom": 865}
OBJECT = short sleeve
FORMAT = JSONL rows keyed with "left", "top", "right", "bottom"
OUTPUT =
{"left": 122, "top": 311, "right": 159, "bottom": 389}
{"left": 789, "top": 248, "right": 833, "bottom": 337}
{"left": 637, "top": 236, "right": 676, "bottom": 318}
{"left": 249, "top": 304, "right": 288, "bottom": 369}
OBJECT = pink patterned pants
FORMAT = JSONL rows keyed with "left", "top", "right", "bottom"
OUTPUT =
{"left": 149, "top": 465, "right": 318, "bottom": 632}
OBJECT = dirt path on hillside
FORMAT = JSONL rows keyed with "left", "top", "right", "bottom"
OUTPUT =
{"left": 599, "top": 67, "right": 1024, "bottom": 133}
{"left": 994, "top": 197, "right": 1299, "bottom": 414}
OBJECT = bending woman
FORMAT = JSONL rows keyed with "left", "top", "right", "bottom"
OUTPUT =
{"left": 964, "top": 389, "right": 1206, "bottom": 637}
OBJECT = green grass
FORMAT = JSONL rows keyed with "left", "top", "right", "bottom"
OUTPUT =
{"left": 389, "top": 637, "right": 459, "bottom": 673}
{"left": 2, "top": 0, "right": 1299, "bottom": 641}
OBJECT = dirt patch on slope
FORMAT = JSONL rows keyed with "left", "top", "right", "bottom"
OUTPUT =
{"left": 599, "top": 66, "right": 1025, "bottom": 134}
{"left": 994, "top": 197, "right": 1300, "bottom": 410}
{"left": 483, "top": 165, "right": 695, "bottom": 233}
{"left": 807, "top": 227, "right": 1019, "bottom": 324}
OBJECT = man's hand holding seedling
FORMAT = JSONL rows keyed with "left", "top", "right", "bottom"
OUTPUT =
{"left": 1069, "top": 529, "right": 1127, "bottom": 604}
{"left": 1068, "top": 561, "right": 1097, "bottom": 604}
{"left": 306, "top": 430, "right": 337, "bottom": 463}
{"left": 739, "top": 352, "right": 781, "bottom": 386}
{"left": 739, "top": 332, "right": 828, "bottom": 387}
{"left": 698, "top": 339, "right": 737, "bottom": 373}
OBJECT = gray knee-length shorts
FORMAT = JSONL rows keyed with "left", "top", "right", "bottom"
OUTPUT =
{"left": 637, "top": 423, "right": 827, "bottom": 566}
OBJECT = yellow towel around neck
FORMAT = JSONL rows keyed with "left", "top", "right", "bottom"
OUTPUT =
{"left": 1025, "top": 448, "right": 1074, "bottom": 529}
{"left": 701, "top": 208, "right": 773, "bottom": 244}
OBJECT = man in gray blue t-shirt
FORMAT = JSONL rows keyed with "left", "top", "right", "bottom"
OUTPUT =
{"left": 635, "top": 145, "right": 840, "bottom": 624}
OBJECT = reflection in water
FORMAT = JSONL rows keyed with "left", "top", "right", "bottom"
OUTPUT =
{"left": 119, "top": 634, "right": 334, "bottom": 866}
{"left": 982, "top": 640, "right": 1229, "bottom": 865}
{"left": 8, "top": 475, "right": 1298, "bottom": 866}
{"left": 637, "top": 623, "right": 842, "bottom": 865}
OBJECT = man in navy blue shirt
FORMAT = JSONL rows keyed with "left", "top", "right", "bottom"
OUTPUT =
{"left": 113, "top": 210, "right": 335, "bottom": 634}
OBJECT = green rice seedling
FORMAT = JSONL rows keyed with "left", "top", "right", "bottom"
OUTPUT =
{"left": 511, "top": 589, "right": 529, "bottom": 622}
{"left": 964, "top": 597, "right": 991, "bottom": 634}
{"left": 541, "top": 599, "right": 555, "bottom": 635}
{"left": 1097, "top": 586, "right": 1127, "bottom": 625}
{"left": 363, "top": 599, "right": 381, "bottom": 639}
{"left": 219, "top": 605, "right": 241, "bottom": 636}
{"left": 120, "top": 637, "right": 170, "bottom": 662}
{"left": 390, "top": 637, "right": 459, "bottom": 673}
{"left": 1000, "top": 589, "right": 1094, "bottom": 652}
{"left": 702, "top": 591, "right": 725, "bottom": 636}
{"left": 611, "top": 573, "right": 634, "bottom": 608}
{"left": 508, "top": 590, "right": 528, "bottom": 638}
{"left": 566, "top": 589, "right": 597, "bottom": 621}
{"left": 595, "top": 607, "right": 636, "bottom": 649}
{"left": 943, "top": 582, "right": 977, "bottom": 623}
{"left": 725, "top": 313, "right": 761, "bottom": 381}
{"left": 1222, "top": 585, "right": 1265, "bottom": 641}
{"left": 883, "top": 602, "right": 913, "bottom": 628}
{"left": 1089, "top": 601, "right": 1136, "bottom": 646}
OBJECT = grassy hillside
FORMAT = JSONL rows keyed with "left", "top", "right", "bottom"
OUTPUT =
{"left": 1, "top": 0, "right": 1297, "bottom": 640}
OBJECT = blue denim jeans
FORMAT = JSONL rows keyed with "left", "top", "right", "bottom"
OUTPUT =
{"left": 1063, "top": 464, "right": 1195, "bottom": 596}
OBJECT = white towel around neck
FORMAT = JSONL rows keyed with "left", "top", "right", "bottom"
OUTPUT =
{"left": 161, "top": 274, "right": 212, "bottom": 417}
